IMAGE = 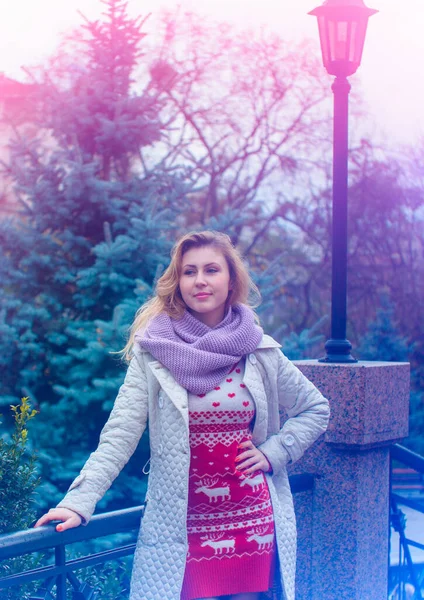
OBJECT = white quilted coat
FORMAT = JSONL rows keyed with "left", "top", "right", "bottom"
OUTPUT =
{"left": 57, "top": 334, "right": 330, "bottom": 600}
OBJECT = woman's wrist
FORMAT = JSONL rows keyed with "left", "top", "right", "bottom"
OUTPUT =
{"left": 264, "top": 456, "right": 273, "bottom": 474}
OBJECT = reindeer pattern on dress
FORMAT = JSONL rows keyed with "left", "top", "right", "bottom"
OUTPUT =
{"left": 200, "top": 532, "right": 236, "bottom": 555}
{"left": 240, "top": 472, "right": 265, "bottom": 493}
{"left": 246, "top": 525, "right": 275, "bottom": 550}
{"left": 194, "top": 477, "right": 231, "bottom": 503}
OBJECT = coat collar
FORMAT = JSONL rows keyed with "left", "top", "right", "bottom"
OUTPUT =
{"left": 256, "top": 334, "right": 282, "bottom": 350}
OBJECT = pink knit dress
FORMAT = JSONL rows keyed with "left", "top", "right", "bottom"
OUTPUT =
{"left": 180, "top": 358, "right": 275, "bottom": 600}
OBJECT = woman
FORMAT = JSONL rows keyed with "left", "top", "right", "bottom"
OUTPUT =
{"left": 35, "top": 230, "right": 330, "bottom": 600}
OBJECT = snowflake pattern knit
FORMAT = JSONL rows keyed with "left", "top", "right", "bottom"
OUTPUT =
{"left": 180, "top": 358, "right": 275, "bottom": 600}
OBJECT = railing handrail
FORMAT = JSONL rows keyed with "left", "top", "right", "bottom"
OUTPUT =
{"left": 0, "top": 473, "right": 314, "bottom": 563}
{"left": 391, "top": 444, "right": 424, "bottom": 474}
{"left": 0, "top": 505, "right": 142, "bottom": 561}
{"left": 392, "top": 493, "right": 424, "bottom": 515}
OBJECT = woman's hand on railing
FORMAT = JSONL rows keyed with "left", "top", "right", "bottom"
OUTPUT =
{"left": 34, "top": 508, "right": 82, "bottom": 532}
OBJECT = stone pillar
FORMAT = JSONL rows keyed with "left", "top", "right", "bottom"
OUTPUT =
{"left": 291, "top": 361, "right": 410, "bottom": 600}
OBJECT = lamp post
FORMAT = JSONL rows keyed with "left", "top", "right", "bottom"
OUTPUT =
{"left": 309, "top": 0, "right": 377, "bottom": 363}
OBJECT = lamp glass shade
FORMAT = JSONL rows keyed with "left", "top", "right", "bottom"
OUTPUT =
{"left": 310, "top": 2, "right": 378, "bottom": 77}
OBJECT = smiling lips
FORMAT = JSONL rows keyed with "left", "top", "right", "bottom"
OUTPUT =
{"left": 194, "top": 293, "right": 211, "bottom": 298}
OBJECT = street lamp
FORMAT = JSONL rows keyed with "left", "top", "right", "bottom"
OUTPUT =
{"left": 309, "top": 0, "right": 378, "bottom": 363}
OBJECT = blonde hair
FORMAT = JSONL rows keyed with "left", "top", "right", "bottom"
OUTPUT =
{"left": 120, "top": 230, "right": 261, "bottom": 362}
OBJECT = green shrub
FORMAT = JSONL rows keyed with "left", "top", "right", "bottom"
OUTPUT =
{"left": 0, "top": 397, "right": 41, "bottom": 599}
{"left": 0, "top": 397, "right": 40, "bottom": 534}
{"left": 0, "top": 398, "right": 132, "bottom": 599}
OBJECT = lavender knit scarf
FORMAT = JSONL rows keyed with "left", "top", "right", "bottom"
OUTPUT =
{"left": 136, "top": 303, "right": 263, "bottom": 395}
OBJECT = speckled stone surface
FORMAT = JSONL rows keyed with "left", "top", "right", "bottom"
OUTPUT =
{"left": 290, "top": 361, "right": 410, "bottom": 600}
{"left": 295, "top": 361, "right": 410, "bottom": 446}
{"left": 290, "top": 489, "right": 313, "bottom": 600}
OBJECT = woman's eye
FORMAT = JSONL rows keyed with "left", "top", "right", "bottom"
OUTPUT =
{"left": 183, "top": 270, "right": 194, "bottom": 276}
{"left": 207, "top": 268, "right": 218, "bottom": 273}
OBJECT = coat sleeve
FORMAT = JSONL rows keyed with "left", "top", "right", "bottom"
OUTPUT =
{"left": 56, "top": 349, "right": 149, "bottom": 523}
{"left": 258, "top": 350, "right": 330, "bottom": 475}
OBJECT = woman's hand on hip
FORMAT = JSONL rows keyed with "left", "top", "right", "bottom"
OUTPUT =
{"left": 34, "top": 508, "right": 82, "bottom": 532}
{"left": 235, "top": 440, "right": 272, "bottom": 475}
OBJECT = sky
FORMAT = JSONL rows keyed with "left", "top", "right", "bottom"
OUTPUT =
{"left": 1, "top": 0, "right": 424, "bottom": 145}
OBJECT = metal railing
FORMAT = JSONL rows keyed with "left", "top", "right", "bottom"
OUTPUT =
{"left": 389, "top": 444, "right": 424, "bottom": 600}
{"left": 0, "top": 505, "right": 140, "bottom": 599}
{"left": 0, "top": 473, "right": 314, "bottom": 599}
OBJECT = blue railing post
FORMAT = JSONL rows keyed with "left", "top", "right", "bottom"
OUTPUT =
{"left": 55, "top": 545, "right": 67, "bottom": 600}
{"left": 390, "top": 444, "right": 424, "bottom": 600}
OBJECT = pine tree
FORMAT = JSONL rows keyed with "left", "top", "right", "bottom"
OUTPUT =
{"left": 357, "top": 297, "right": 412, "bottom": 362}
{"left": 357, "top": 297, "right": 424, "bottom": 454}
{"left": 278, "top": 318, "right": 326, "bottom": 360}
{"left": 0, "top": 0, "right": 189, "bottom": 511}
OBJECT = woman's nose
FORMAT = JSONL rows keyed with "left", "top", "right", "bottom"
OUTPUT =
{"left": 195, "top": 272, "right": 207, "bottom": 286}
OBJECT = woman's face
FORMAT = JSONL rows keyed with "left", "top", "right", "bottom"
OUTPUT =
{"left": 179, "top": 245, "right": 232, "bottom": 328}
